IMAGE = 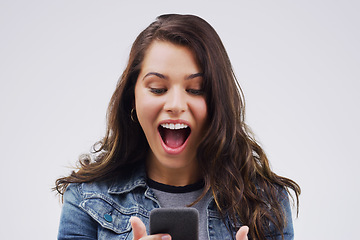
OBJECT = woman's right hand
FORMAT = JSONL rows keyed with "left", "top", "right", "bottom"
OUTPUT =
{"left": 130, "top": 216, "right": 171, "bottom": 240}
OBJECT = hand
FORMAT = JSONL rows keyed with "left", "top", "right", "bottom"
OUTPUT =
{"left": 130, "top": 216, "right": 171, "bottom": 240}
{"left": 236, "top": 226, "right": 249, "bottom": 240}
{"left": 130, "top": 216, "right": 248, "bottom": 240}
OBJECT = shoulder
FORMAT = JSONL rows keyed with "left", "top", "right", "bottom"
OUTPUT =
{"left": 267, "top": 186, "right": 295, "bottom": 239}
{"left": 256, "top": 184, "right": 292, "bottom": 206}
{"left": 64, "top": 180, "right": 113, "bottom": 201}
{"left": 64, "top": 164, "right": 146, "bottom": 200}
{"left": 62, "top": 164, "right": 149, "bottom": 215}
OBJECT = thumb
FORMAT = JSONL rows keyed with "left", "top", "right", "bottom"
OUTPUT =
{"left": 130, "top": 216, "right": 147, "bottom": 240}
{"left": 236, "top": 226, "right": 249, "bottom": 240}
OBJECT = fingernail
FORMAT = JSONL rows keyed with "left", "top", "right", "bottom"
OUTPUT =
{"left": 129, "top": 216, "right": 136, "bottom": 224}
{"left": 161, "top": 235, "right": 171, "bottom": 240}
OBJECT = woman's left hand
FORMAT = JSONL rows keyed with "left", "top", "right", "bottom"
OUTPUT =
{"left": 236, "top": 226, "right": 249, "bottom": 240}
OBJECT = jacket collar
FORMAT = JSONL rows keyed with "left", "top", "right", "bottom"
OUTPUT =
{"left": 108, "top": 164, "right": 148, "bottom": 194}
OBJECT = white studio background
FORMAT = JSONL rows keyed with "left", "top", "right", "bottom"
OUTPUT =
{"left": 0, "top": 0, "right": 359, "bottom": 239}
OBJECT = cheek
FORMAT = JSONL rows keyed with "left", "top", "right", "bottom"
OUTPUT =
{"left": 136, "top": 102, "right": 157, "bottom": 124}
{"left": 135, "top": 89, "right": 162, "bottom": 128}
{"left": 192, "top": 98, "right": 208, "bottom": 125}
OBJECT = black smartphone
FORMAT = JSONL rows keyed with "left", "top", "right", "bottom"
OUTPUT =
{"left": 149, "top": 208, "right": 199, "bottom": 240}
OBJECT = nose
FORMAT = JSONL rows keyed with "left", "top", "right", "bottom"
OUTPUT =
{"left": 163, "top": 87, "right": 187, "bottom": 114}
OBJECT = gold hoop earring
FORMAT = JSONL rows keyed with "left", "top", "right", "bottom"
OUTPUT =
{"left": 130, "top": 108, "right": 137, "bottom": 122}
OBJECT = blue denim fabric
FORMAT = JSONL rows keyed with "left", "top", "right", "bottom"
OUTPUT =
{"left": 58, "top": 167, "right": 294, "bottom": 240}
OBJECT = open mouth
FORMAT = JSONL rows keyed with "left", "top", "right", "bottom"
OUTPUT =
{"left": 158, "top": 123, "right": 191, "bottom": 149}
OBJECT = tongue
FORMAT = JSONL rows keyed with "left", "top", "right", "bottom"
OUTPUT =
{"left": 163, "top": 129, "right": 187, "bottom": 148}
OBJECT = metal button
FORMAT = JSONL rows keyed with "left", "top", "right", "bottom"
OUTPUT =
{"left": 104, "top": 214, "right": 113, "bottom": 222}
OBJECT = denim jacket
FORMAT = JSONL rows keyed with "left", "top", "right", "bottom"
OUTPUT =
{"left": 58, "top": 166, "right": 294, "bottom": 240}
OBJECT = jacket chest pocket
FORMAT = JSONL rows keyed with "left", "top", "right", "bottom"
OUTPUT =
{"left": 80, "top": 195, "right": 149, "bottom": 239}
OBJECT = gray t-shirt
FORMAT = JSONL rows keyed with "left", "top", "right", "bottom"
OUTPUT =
{"left": 148, "top": 179, "right": 212, "bottom": 240}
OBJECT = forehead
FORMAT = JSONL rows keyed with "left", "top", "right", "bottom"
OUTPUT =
{"left": 140, "top": 41, "right": 201, "bottom": 74}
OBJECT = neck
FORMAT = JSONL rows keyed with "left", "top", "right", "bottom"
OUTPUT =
{"left": 146, "top": 158, "right": 201, "bottom": 186}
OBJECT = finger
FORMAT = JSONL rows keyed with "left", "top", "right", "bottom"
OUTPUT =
{"left": 130, "top": 216, "right": 148, "bottom": 240}
{"left": 236, "top": 226, "right": 249, "bottom": 240}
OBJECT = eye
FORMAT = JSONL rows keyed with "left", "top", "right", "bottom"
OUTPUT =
{"left": 186, "top": 89, "right": 204, "bottom": 95}
{"left": 150, "top": 88, "right": 167, "bottom": 95}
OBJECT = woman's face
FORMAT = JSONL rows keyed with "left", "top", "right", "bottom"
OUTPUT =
{"left": 134, "top": 41, "right": 207, "bottom": 184}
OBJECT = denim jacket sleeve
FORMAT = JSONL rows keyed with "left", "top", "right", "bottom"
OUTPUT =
{"left": 265, "top": 190, "right": 295, "bottom": 240}
{"left": 58, "top": 184, "right": 98, "bottom": 239}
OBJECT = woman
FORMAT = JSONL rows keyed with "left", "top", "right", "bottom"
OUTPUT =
{"left": 55, "top": 14, "right": 300, "bottom": 240}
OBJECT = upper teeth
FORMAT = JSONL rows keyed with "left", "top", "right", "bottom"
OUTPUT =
{"left": 161, "top": 123, "right": 189, "bottom": 130}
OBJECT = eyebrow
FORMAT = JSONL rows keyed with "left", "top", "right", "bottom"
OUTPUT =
{"left": 186, "top": 73, "right": 203, "bottom": 80}
{"left": 142, "top": 72, "right": 203, "bottom": 80}
{"left": 143, "top": 72, "right": 167, "bottom": 80}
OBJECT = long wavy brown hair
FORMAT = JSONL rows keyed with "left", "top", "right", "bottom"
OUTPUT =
{"left": 55, "top": 14, "right": 300, "bottom": 239}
